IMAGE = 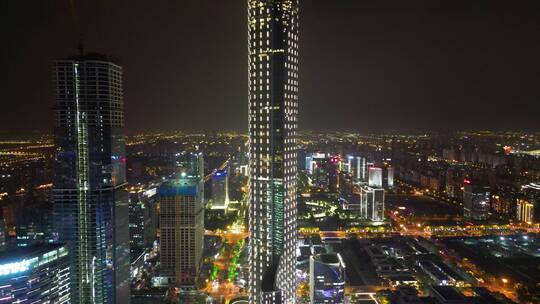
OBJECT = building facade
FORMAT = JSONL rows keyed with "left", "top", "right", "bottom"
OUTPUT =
{"left": 517, "top": 182, "right": 540, "bottom": 224}
{"left": 383, "top": 167, "right": 394, "bottom": 189}
{"left": 309, "top": 253, "right": 345, "bottom": 304}
{"left": 158, "top": 153, "right": 204, "bottom": 286}
{"left": 247, "top": 0, "right": 299, "bottom": 303}
{"left": 355, "top": 156, "right": 367, "bottom": 183}
{"left": 368, "top": 167, "right": 383, "bottom": 188}
{"left": 463, "top": 184, "right": 490, "bottom": 220}
{"left": 360, "top": 186, "right": 385, "bottom": 222}
{"left": 52, "top": 54, "right": 130, "bottom": 304}
{"left": 211, "top": 168, "right": 230, "bottom": 209}
{"left": 0, "top": 244, "right": 70, "bottom": 303}
{"left": 516, "top": 199, "right": 535, "bottom": 224}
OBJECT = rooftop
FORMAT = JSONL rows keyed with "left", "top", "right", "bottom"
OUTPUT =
{"left": 315, "top": 253, "right": 340, "bottom": 264}
{"left": 158, "top": 178, "right": 199, "bottom": 196}
{"left": 0, "top": 243, "right": 66, "bottom": 263}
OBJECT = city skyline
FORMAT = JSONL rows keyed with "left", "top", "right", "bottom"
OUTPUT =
{"left": 3, "top": 0, "right": 540, "bottom": 133}
{"left": 1, "top": 1, "right": 540, "bottom": 304}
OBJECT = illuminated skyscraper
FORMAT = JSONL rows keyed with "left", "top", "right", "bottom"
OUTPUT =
{"left": 247, "top": 0, "right": 299, "bottom": 303}
{"left": 368, "top": 167, "right": 383, "bottom": 188}
{"left": 52, "top": 54, "right": 130, "bottom": 304}
{"left": 360, "top": 186, "right": 385, "bottom": 222}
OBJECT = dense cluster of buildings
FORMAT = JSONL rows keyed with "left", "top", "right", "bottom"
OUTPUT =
{"left": 304, "top": 152, "right": 391, "bottom": 223}
{"left": 0, "top": 1, "right": 539, "bottom": 303}
{"left": 392, "top": 136, "right": 540, "bottom": 223}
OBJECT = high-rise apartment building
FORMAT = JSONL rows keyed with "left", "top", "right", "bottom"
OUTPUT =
{"left": 247, "top": 0, "right": 299, "bottom": 303}
{"left": 463, "top": 183, "right": 490, "bottom": 220}
{"left": 158, "top": 153, "right": 204, "bottom": 286}
{"left": 52, "top": 54, "right": 130, "bottom": 304}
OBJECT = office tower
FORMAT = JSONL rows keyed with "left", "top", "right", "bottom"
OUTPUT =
{"left": 158, "top": 153, "right": 204, "bottom": 286}
{"left": 355, "top": 156, "right": 367, "bottom": 183}
{"left": 339, "top": 171, "right": 354, "bottom": 197}
{"left": 309, "top": 253, "right": 345, "bottom": 304}
{"left": 345, "top": 155, "right": 354, "bottom": 174}
{"left": 313, "top": 158, "right": 329, "bottom": 189}
{"left": 328, "top": 156, "right": 340, "bottom": 192}
{"left": 368, "top": 167, "right": 382, "bottom": 186}
{"left": 384, "top": 167, "right": 394, "bottom": 189}
{"left": 0, "top": 243, "right": 70, "bottom": 303}
{"left": 129, "top": 196, "right": 147, "bottom": 258}
{"left": 52, "top": 54, "right": 130, "bottom": 304}
{"left": 248, "top": 0, "right": 299, "bottom": 303}
{"left": 516, "top": 199, "right": 535, "bottom": 224}
{"left": 211, "top": 168, "right": 229, "bottom": 209}
{"left": 305, "top": 155, "right": 313, "bottom": 174}
{"left": 15, "top": 201, "right": 54, "bottom": 247}
{"left": 312, "top": 156, "right": 339, "bottom": 192}
{"left": 519, "top": 182, "right": 540, "bottom": 223}
{"left": 141, "top": 189, "right": 159, "bottom": 248}
{"left": 368, "top": 167, "right": 383, "bottom": 188}
{"left": 463, "top": 183, "right": 490, "bottom": 220}
{"left": 360, "top": 186, "right": 385, "bottom": 222}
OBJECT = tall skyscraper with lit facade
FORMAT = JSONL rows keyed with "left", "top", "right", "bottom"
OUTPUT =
{"left": 247, "top": 1, "right": 299, "bottom": 303}
{"left": 52, "top": 54, "right": 130, "bottom": 304}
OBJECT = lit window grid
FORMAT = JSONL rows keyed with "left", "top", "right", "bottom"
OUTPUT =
{"left": 248, "top": 1, "right": 299, "bottom": 303}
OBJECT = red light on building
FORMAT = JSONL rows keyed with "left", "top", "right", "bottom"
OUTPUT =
{"left": 463, "top": 179, "right": 471, "bottom": 184}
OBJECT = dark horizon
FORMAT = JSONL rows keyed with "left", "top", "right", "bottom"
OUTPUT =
{"left": 2, "top": 0, "right": 539, "bottom": 133}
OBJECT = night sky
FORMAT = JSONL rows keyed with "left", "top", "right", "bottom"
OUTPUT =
{"left": 2, "top": 0, "right": 539, "bottom": 133}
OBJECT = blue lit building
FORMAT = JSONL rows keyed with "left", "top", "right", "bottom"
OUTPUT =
{"left": 52, "top": 54, "right": 130, "bottom": 303}
{"left": 309, "top": 254, "right": 345, "bottom": 304}
{"left": 0, "top": 243, "right": 70, "bottom": 303}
